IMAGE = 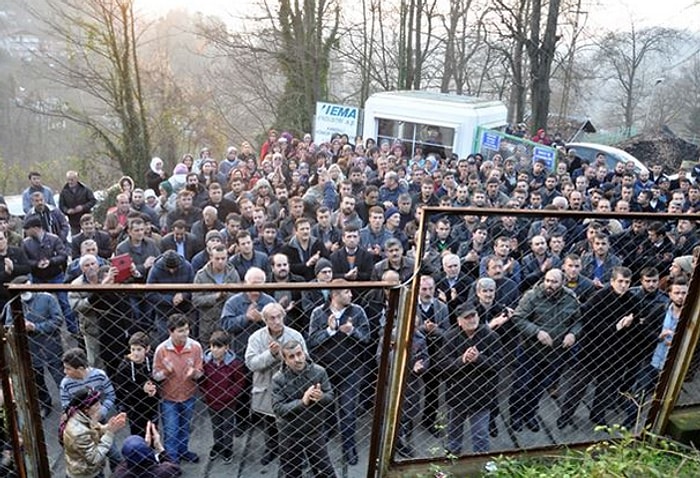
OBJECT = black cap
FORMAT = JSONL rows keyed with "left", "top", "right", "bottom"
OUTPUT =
{"left": 22, "top": 215, "right": 42, "bottom": 230}
{"left": 454, "top": 303, "right": 478, "bottom": 319}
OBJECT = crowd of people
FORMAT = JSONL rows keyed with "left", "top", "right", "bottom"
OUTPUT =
{"left": 0, "top": 126, "right": 698, "bottom": 476}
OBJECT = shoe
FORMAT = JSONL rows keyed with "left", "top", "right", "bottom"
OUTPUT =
{"left": 344, "top": 447, "right": 358, "bottom": 466}
{"left": 222, "top": 449, "right": 233, "bottom": 464}
{"left": 510, "top": 418, "right": 523, "bottom": 432}
{"left": 445, "top": 448, "right": 460, "bottom": 457}
{"left": 489, "top": 418, "right": 499, "bottom": 437}
{"left": 180, "top": 451, "right": 200, "bottom": 463}
{"left": 208, "top": 448, "right": 220, "bottom": 461}
{"left": 396, "top": 440, "right": 414, "bottom": 458}
{"left": 426, "top": 423, "right": 441, "bottom": 437}
{"left": 525, "top": 418, "right": 540, "bottom": 432}
{"left": 556, "top": 416, "right": 573, "bottom": 430}
{"left": 260, "top": 449, "right": 276, "bottom": 466}
{"left": 40, "top": 405, "right": 52, "bottom": 419}
{"left": 589, "top": 414, "right": 607, "bottom": 428}
{"left": 549, "top": 385, "right": 560, "bottom": 399}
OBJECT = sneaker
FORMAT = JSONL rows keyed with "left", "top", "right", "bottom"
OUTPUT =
{"left": 208, "top": 448, "right": 220, "bottom": 461}
{"left": 222, "top": 449, "right": 233, "bottom": 464}
{"left": 180, "top": 451, "right": 200, "bottom": 463}
{"left": 260, "top": 449, "right": 276, "bottom": 466}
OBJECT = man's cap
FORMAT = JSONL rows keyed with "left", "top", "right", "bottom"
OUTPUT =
{"left": 314, "top": 257, "right": 333, "bottom": 275}
{"left": 454, "top": 303, "right": 478, "bottom": 319}
{"left": 162, "top": 250, "right": 182, "bottom": 269}
{"left": 22, "top": 215, "right": 42, "bottom": 230}
{"left": 205, "top": 230, "right": 223, "bottom": 243}
{"left": 384, "top": 207, "right": 400, "bottom": 221}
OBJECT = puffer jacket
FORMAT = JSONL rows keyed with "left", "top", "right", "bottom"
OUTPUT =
{"left": 63, "top": 411, "right": 113, "bottom": 478}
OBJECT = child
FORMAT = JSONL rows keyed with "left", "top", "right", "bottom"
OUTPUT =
{"left": 113, "top": 332, "right": 159, "bottom": 437}
{"left": 152, "top": 314, "right": 203, "bottom": 463}
{"left": 200, "top": 330, "right": 245, "bottom": 463}
{"left": 59, "top": 348, "right": 116, "bottom": 422}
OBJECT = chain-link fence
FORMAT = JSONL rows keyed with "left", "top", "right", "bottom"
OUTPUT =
{"left": 2, "top": 208, "right": 700, "bottom": 477}
{"left": 377, "top": 207, "right": 700, "bottom": 475}
{"left": 2, "top": 280, "right": 394, "bottom": 478}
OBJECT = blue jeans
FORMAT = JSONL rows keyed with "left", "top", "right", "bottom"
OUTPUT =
{"left": 447, "top": 408, "right": 490, "bottom": 454}
{"left": 161, "top": 397, "right": 196, "bottom": 459}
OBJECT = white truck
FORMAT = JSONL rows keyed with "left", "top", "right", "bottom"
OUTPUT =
{"left": 361, "top": 90, "right": 507, "bottom": 159}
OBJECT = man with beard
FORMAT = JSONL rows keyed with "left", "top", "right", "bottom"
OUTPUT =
{"left": 59, "top": 171, "right": 97, "bottom": 235}
{"left": 269, "top": 253, "right": 305, "bottom": 332}
{"left": 308, "top": 283, "right": 370, "bottom": 466}
{"left": 165, "top": 190, "right": 202, "bottom": 232}
{"left": 28, "top": 191, "right": 70, "bottom": 246}
{"left": 71, "top": 214, "right": 113, "bottom": 260}
{"left": 183, "top": 172, "right": 208, "bottom": 206}
{"left": 558, "top": 266, "right": 647, "bottom": 428}
{"left": 508, "top": 268, "right": 581, "bottom": 432}
{"left": 331, "top": 195, "right": 363, "bottom": 231}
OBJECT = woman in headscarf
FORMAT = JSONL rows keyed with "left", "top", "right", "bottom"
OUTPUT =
{"left": 145, "top": 157, "right": 169, "bottom": 192}
{"left": 60, "top": 388, "right": 127, "bottom": 478}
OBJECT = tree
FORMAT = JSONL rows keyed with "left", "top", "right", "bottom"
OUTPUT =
{"left": 275, "top": 0, "right": 341, "bottom": 133}
{"left": 199, "top": 0, "right": 340, "bottom": 135}
{"left": 23, "top": 0, "right": 150, "bottom": 180}
{"left": 527, "top": 0, "right": 563, "bottom": 132}
{"left": 595, "top": 25, "right": 682, "bottom": 136}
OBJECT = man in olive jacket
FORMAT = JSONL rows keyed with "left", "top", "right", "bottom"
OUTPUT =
{"left": 508, "top": 268, "right": 582, "bottom": 432}
{"left": 272, "top": 340, "right": 337, "bottom": 478}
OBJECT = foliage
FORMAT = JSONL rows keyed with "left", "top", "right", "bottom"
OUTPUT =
{"left": 23, "top": 0, "right": 151, "bottom": 181}
{"left": 486, "top": 426, "right": 700, "bottom": 477}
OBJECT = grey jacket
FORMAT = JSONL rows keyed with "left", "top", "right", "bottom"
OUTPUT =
{"left": 245, "top": 326, "right": 307, "bottom": 416}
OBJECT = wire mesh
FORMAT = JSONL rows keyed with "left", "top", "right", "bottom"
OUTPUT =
{"left": 4, "top": 281, "right": 387, "bottom": 478}
{"left": 1, "top": 208, "right": 699, "bottom": 477}
{"left": 382, "top": 209, "right": 699, "bottom": 467}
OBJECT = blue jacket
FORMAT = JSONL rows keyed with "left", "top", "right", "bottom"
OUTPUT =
{"left": 220, "top": 292, "right": 276, "bottom": 356}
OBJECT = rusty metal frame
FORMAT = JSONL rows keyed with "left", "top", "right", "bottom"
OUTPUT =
{"left": 371, "top": 206, "right": 700, "bottom": 477}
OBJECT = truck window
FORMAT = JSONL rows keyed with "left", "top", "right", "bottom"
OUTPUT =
{"left": 377, "top": 118, "right": 454, "bottom": 159}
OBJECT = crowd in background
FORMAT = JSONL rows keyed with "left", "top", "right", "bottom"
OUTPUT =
{"left": 0, "top": 125, "right": 698, "bottom": 475}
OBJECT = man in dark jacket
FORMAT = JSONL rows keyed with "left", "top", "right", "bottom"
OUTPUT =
{"left": 22, "top": 215, "right": 77, "bottom": 334}
{"left": 159, "top": 220, "right": 202, "bottom": 262}
{"left": 441, "top": 304, "right": 501, "bottom": 455}
{"left": 280, "top": 218, "right": 329, "bottom": 281}
{"left": 0, "top": 230, "right": 30, "bottom": 312}
{"left": 308, "top": 284, "right": 370, "bottom": 466}
{"left": 146, "top": 250, "right": 194, "bottom": 343}
{"left": 272, "top": 340, "right": 337, "bottom": 478}
{"left": 558, "top": 266, "right": 656, "bottom": 429}
{"left": 58, "top": 171, "right": 97, "bottom": 235}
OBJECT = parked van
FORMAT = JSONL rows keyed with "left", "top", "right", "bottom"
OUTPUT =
{"left": 362, "top": 91, "right": 507, "bottom": 159}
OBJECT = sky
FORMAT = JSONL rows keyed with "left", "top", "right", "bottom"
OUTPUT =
{"left": 136, "top": 0, "right": 699, "bottom": 31}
